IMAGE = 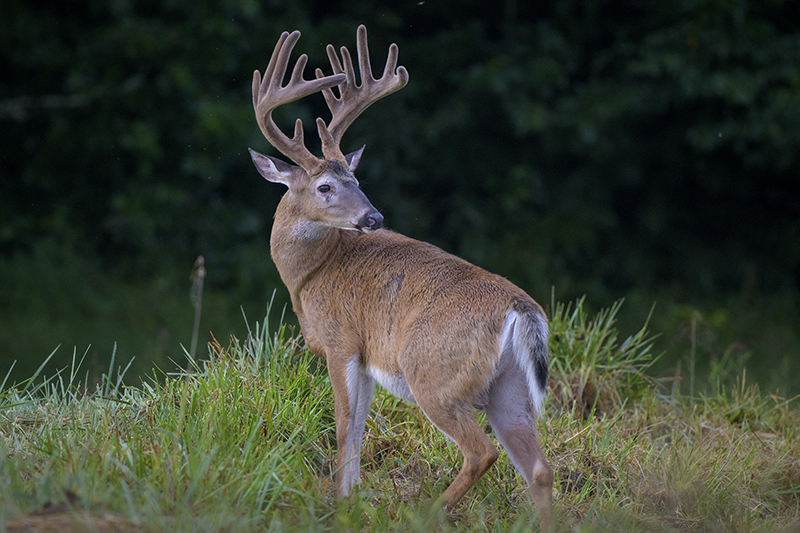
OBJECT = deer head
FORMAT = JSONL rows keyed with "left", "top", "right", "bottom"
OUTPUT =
{"left": 249, "top": 25, "right": 408, "bottom": 234}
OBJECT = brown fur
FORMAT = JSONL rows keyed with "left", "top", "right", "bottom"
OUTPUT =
{"left": 249, "top": 25, "right": 554, "bottom": 529}
{"left": 263, "top": 176, "right": 553, "bottom": 528}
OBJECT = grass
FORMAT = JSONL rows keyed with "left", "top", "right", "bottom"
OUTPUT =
{"left": 1, "top": 299, "right": 799, "bottom": 532}
{"left": 0, "top": 239, "right": 286, "bottom": 386}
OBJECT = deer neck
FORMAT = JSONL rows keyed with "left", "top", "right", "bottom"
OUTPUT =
{"left": 269, "top": 194, "right": 347, "bottom": 296}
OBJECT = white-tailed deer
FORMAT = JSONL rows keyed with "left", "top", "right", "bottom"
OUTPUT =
{"left": 248, "top": 25, "right": 553, "bottom": 529}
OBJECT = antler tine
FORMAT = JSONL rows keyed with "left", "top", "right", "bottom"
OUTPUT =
{"left": 316, "top": 25, "right": 409, "bottom": 163}
{"left": 355, "top": 24, "right": 374, "bottom": 87}
{"left": 252, "top": 30, "right": 346, "bottom": 172}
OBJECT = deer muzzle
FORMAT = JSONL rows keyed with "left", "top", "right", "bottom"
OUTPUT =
{"left": 358, "top": 211, "right": 384, "bottom": 233}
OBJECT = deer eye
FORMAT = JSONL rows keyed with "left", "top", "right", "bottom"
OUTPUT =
{"left": 317, "top": 184, "right": 331, "bottom": 193}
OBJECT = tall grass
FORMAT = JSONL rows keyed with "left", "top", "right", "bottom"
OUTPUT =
{"left": 1, "top": 299, "right": 798, "bottom": 532}
{"left": 548, "top": 294, "right": 658, "bottom": 418}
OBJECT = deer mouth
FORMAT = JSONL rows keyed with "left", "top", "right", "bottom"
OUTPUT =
{"left": 354, "top": 224, "right": 379, "bottom": 234}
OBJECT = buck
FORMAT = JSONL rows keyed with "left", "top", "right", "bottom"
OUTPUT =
{"left": 248, "top": 25, "right": 553, "bottom": 528}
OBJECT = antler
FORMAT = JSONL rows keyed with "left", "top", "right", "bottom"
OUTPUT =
{"left": 252, "top": 30, "right": 346, "bottom": 173}
{"left": 315, "top": 25, "right": 409, "bottom": 163}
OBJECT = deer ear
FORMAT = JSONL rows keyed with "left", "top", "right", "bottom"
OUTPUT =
{"left": 249, "top": 148, "right": 297, "bottom": 186}
{"left": 345, "top": 145, "right": 365, "bottom": 172}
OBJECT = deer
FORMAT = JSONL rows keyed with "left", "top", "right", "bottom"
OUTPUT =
{"left": 248, "top": 25, "right": 554, "bottom": 529}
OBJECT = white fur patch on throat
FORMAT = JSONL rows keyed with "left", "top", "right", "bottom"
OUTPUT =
{"left": 291, "top": 220, "right": 329, "bottom": 240}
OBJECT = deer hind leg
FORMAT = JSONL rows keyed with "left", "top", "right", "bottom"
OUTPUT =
{"left": 328, "top": 355, "right": 375, "bottom": 498}
{"left": 412, "top": 395, "right": 499, "bottom": 510}
{"left": 484, "top": 365, "right": 553, "bottom": 529}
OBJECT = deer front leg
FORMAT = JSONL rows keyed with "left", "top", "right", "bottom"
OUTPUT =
{"left": 327, "top": 355, "right": 375, "bottom": 497}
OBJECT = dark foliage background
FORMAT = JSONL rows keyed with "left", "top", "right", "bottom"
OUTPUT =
{"left": 1, "top": 0, "right": 798, "bottom": 392}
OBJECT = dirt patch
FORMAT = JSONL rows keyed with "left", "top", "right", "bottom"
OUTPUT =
{"left": 6, "top": 513, "right": 144, "bottom": 533}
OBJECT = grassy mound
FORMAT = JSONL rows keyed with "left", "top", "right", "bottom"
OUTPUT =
{"left": 1, "top": 300, "right": 798, "bottom": 532}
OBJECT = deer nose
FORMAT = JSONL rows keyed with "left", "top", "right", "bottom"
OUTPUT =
{"left": 361, "top": 211, "right": 384, "bottom": 231}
